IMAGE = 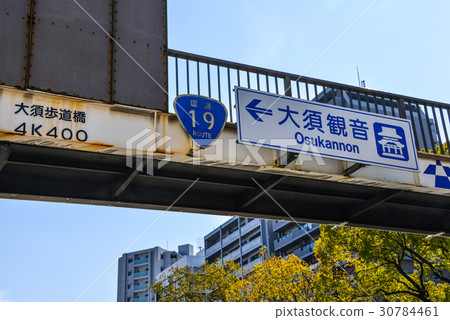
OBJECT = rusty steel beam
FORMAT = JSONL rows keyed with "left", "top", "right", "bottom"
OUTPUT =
{"left": 24, "top": 0, "right": 35, "bottom": 88}
{"left": 0, "top": 143, "right": 11, "bottom": 172}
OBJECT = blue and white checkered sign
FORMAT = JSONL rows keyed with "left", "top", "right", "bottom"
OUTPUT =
{"left": 423, "top": 160, "right": 450, "bottom": 189}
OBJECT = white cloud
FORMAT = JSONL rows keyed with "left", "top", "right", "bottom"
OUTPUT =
{"left": 0, "top": 290, "right": 12, "bottom": 302}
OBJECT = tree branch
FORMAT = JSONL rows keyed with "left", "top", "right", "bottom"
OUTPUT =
{"left": 404, "top": 247, "right": 450, "bottom": 284}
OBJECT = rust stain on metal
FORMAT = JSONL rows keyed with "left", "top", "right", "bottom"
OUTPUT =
{"left": 0, "top": 131, "right": 114, "bottom": 151}
{"left": 154, "top": 113, "right": 167, "bottom": 154}
{"left": 0, "top": 133, "right": 19, "bottom": 140}
{"left": 167, "top": 113, "right": 178, "bottom": 120}
{"left": 110, "top": 105, "right": 156, "bottom": 116}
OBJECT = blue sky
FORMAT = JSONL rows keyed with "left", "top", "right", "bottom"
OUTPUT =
{"left": 1, "top": 0, "right": 450, "bottom": 302}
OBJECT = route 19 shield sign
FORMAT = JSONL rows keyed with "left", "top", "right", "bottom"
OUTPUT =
{"left": 174, "top": 95, "right": 228, "bottom": 148}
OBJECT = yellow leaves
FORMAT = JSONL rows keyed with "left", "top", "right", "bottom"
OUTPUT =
{"left": 420, "top": 142, "right": 449, "bottom": 155}
{"left": 239, "top": 251, "right": 316, "bottom": 302}
{"left": 150, "top": 229, "right": 449, "bottom": 302}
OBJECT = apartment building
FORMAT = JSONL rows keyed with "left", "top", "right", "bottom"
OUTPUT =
{"left": 204, "top": 217, "right": 320, "bottom": 268}
{"left": 118, "top": 218, "right": 320, "bottom": 302}
{"left": 117, "top": 244, "right": 195, "bottom": 302}
{"left": 155, "top": 249, "right": 205, "bottom": 284}
{"left": 204, "top": 217, "right": 275, "bottom": 270}
{"left": 272, "top": 220, "right": 320, "bottom": 264}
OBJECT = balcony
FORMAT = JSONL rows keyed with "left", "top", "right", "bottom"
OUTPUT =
{"left": 132, "top": 297, "right": 148, "bottom": 302}
{"left": 293, "top": 243, "right": 315, "bottom": 259}
{"left": 243, "top": 257, "right": 263, "bottom": 271}
{"left": 221, "top": 229, "right": 239, "bottom": 247}
{"left": 241, "top": 236, "right": 262, "bottom": 256}
{"left": 273, "top": 220, "right": 291, "bottom": 233}
{"left": 205, "top": 241, "right": 221, "bottom": 257}
{"left": 133, "top": 284, "right": 148, "bottom": 292}
{"left": 222, "top": 248, "right": 241, "bottom": 262}
{"left": 276, "top": 232, "right": 293, "bottom": 243}
{"left": 134, "top": 258, "right": 149, "bottom": 266}
{"left": 274, "top": 224, "right": 319, "bottom": 252}
{"left": 134, "top": 271, "right": 149, "bottom": 278}
{"left": 240, "top": 219, "right": 260, "bottom": 237}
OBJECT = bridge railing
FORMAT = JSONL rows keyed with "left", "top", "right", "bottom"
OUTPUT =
{"left": 168, "top": 49, "right": 450, "bottom": 155}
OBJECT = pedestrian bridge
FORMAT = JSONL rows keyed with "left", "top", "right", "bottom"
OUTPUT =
{"left": 1, "top": 1, "right": 448, "bottom": 238}
{"left": 1, "top": 50, "right": 449, "bottom": 238}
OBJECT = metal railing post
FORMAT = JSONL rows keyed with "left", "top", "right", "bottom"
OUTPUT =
{"left": 397, "top": 98, "right": 407, "bottom": 119}
{"left": 284, "top": 76, "right": 292, "bottom": 97}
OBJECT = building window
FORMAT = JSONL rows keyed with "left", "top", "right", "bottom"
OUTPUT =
{"left": 127, "top": 285, "right": 131, "bottom": 289}
{"left": 128, "top": 271, "right": 132, "bottom": 276}
{"left": 128, "top": 258, "right": 133, "bottom": 263}
{"left": 160, "top": 254, "right": 164, "bottom": 259}
{"left": 126, "top": 297, "right": 131, "bottom": 302}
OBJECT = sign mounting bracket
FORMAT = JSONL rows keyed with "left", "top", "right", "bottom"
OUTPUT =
{"left": 344, "top": 163, "right": 368, "bottom": 176}
{"left": 276, "top": 151, "right": 298, "bottom": 168}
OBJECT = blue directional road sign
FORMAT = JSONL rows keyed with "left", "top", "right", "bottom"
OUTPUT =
{"left": 174, "top": 95, "right": 228, "bottom": 148}
{"left": 235, "top": 87, "right": 419, "bottom": 172}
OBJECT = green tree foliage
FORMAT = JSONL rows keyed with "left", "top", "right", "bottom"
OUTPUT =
{"left": 151, "top": 252, "right": 315, "bottom": 302}
{"left": 150, "top": 227, "right": 450, "bottom": 302}
{"left": 245, "top": 252, "right": 316, "bottom": 301}
{"left": 315, "top": 226, "right": 450, "bottom": 302}
{"left": 151, "top": 259, "right": 248, "bottom": 302}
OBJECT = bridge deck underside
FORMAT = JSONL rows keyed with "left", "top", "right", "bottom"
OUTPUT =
{"left": 0, "top": 143, "right": 449, "bottom": 237}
